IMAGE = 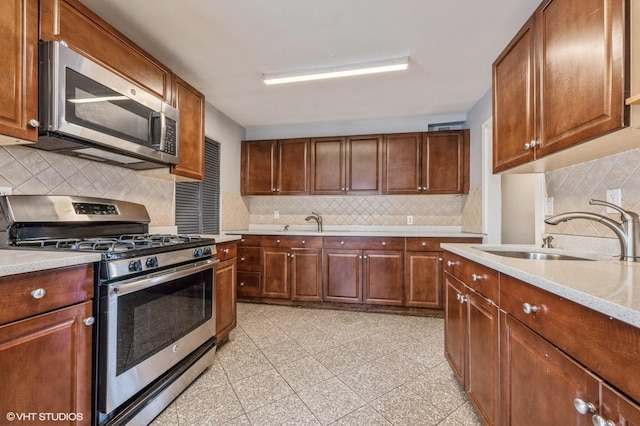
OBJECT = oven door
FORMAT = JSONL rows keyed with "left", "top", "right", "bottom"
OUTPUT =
{"left": 99, "top": 259, "right": 216, "bottom": 414}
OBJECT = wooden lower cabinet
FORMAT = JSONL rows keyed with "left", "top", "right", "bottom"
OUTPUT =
{"left": 501, "top": 312, "right": 600, "bottom": 426}
{"left": 363, "top": 250, "right": 403, "bottom": 305}
{"left": 0, "top": 301, "right": 93, "bottom": 425}
{"left": 444, "top": 273, "right": 465, "bottom": 382}
{"left": 323, "top": 249, "right": 362, "bottom": 303}
{"left": 404, "top": 251, "right": 443, "bottom": 308}
{"left": 600, "top": 383, "right": 640, "bottom": 426}
{"left": 291, "top": 248, "right": 322, "bottom": 302}
{"left": 262, "top": 247, "right": 291, "bottom": 299}
{"left": 215, "top": 257, "right": 237, "bottom": 343}
{"left": 237, "top": 272, "right": 260, "bottom": 298}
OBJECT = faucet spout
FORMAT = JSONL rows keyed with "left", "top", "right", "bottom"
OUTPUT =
{"left": 544, "top": 199, "right": 640, "bottom": 261}
{"left": 305, "top": 211, "right": 323, "bottom": 232}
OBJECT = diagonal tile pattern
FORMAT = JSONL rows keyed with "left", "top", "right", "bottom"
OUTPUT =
{"left": 151, "top": 303, "right": 481, "bottom": 426}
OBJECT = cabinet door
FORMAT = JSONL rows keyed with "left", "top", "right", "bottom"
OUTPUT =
{"left": 310, "top": 137, "right": 345, "bottom": 194}
{"left": 278, "top": 138, "right": 310, "bottom": 195}
{"left": 501, "top": 313, "right": 600, "bottom": 426}
{"left": 0, "top": 0, "right": 38, "bottom": 143}
{"left": 422, "top": 130, "right": 469, "bottom": 194}
{"left": 262, "top": 247, "right": 291, "bottom": 299}
{"left": 291, "top": 248, "right": 322, "bottom": 302}
{"left": 467, "top": 290, "right": 499, "bottom": 426}
{"left": 493, "top": 16, "right": 536, "bottom": 173}
{"left": 237, "top": 272, "right": 260, "bottom": 298}
{"left": 536, "top": 0, "right": 625, "bottom": 158}
{"left": 0, "top": 301, "right": 93, "bottom": 425}
{"left": 444, "top": 273, "right": 465, "bottom": 385}
{"left": 171, "top": 75, "right": 205, "bottom": 180}
{"left": 383, "top": 133, "right": 421, "bottom": 194}
{"left": 600, "top": 383, "right": 640, "bottom": 426}
{"left": 346, "top": 135, "right": 382, "bottom": 194}
{"left": 323, "top": 249, "right": 362, "bottom": 303}
{"left": 215, "top": 258, "right": 237, "bottom": 341}
{"left": 242, "top": 140, "right": 277, "bottom": 195}
{"left": 404, "top": 251, "right": 442, "bottom": 308}
{"left": 363, "top": 250, "right": 403, "bottom": 306}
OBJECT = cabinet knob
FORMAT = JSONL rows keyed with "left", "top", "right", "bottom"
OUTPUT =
{"left": 28, "top": 119, "right": 40, "bottom": 128}
{"left": 382, "top": 242, "right": 386, "bottom": 246}
{"left": 456, "top": 293, "right": 467, "bottom": 304}
{"left": 83, "top": 317, "right": 95, "bottom": 326}
{"left": 418, "top": 187, "right": 422, "bottom": 191}
{"left": 31, "top": 288, "right": 46, "bottom": 299}
{"left": 272, "top": 188, "right": 276, "bottom": 192}
{"left": 591, "top": 414, "right": 615, "bottom": 426}
{"left": 241, "top": 238, "right": 245, "bottom": 243}
{"left": 276, "top": 239, "right": 281, "bottom": 244}
{"left": 524, "top": 140, "right": 539, "bottom": 150}
{"left": 359, "top": 255, "right": 362, "bottom": 259}
{"left": 291, "top": 254, "right": 295, "bottom": 258}
{"left": 446, "top": 260, "right": 457, "bottom": 267}
{"left": 421, "top": 242, "right": 426, "bottom": 246}
{"left": 522, "top": 302, "right": 540, "bottom": 315}
{"left": 223, "top": 248, "right": 229, "bottom": 254}
{"left": 471, "top": 273, "right": 483, "bottom": 281}
{"left": 239, "top": 282, "right": 245, "bottom": 287}
{"left": 438, "top": 258, "right": 443, "bottom": 262}
{"left": 240, "top": 257, "right": 246, "bottom": 262}
{"left": 301, "top": 240, "right": 306, "bottom": 244}
{"left": 340, "top": 241, "right": 345, "bottom": 245}
{"left": 341, "top": 187, "right": 346, "bottom": 191}
{"left": 573, "top": 398, "right": 596, "bottom": 415}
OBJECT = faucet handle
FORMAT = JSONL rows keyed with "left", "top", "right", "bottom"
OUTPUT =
{"left": 589, "top": 199, "right": 639, "bottom": 221}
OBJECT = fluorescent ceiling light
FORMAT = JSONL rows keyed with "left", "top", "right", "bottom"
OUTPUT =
{"left": 263, "top": 57, "right": 409, "bottom": 85}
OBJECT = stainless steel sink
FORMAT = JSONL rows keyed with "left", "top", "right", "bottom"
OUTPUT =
{"left": 479, "top": 250, "right": 594, "bottom": 261}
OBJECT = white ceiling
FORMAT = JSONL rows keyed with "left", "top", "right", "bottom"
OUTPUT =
{"left": 79, "top": 0, "right": 540, "bottom": 130}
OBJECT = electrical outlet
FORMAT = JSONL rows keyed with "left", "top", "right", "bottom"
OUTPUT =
{"left": 407, "top": 215, "right": 413, "bottom": 225}
{"left": 274, "top": 210, "right": 280, "bottom": 219}
{"left": 0, "top": 187, "right": 12, "bottom": 196}
{"left": 545, "top": 197, "right": 554, "bottom": 216}
{"left": 606, "top": 189, "right": 622, "bottom": 213}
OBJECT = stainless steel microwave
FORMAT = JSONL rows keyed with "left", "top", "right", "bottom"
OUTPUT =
{"left": 36, "top": 41, "right": 179, "bottom": 170}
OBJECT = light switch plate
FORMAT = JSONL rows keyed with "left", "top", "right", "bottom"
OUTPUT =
{"left": 606, "top": 189, "right": 622, "bottom": 213}
{"left": 274, "top": 210, "right": 280, "bottom": 219}
{"left": 407, "top": 215, "right": 413, "bottom": 225}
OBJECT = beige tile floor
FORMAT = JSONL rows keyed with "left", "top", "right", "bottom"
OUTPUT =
{"left": 151, "top": 303, "right": 482, "bottom": 426}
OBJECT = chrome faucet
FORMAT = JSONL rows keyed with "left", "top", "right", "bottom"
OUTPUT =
{"left": 541, "top": 235, "right": 554, "bottom": 248}
{"left": 544, "top": 199, "right": 640, "bottom": 261}
{"left": 305, "top": 211, "right": 323, "bottom": 232}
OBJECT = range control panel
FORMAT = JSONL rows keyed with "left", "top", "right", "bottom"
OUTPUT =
{"left": 73, "top": 202, "right": 119, "bottom": 215}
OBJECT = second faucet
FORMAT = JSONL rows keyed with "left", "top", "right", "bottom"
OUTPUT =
{"left": 305, "top": 211, "right": 323, "bottom": 232}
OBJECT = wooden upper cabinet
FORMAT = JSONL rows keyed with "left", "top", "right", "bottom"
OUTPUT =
{"left": 40, "top": 0, "right": 172, "bottom": 102}
{"left": 0, "top": 0, "right": 39, "bottom": 143}
{"left": 242, "top": 139, "right": 309, "bottom": 195}
{"left": 384, "top": 130, "right": 469, "bottom": 194}
{"left": 422, "top": 130, "right": 469, "bottom": 194}
{"left": 171, "top": 75, "right": 205, "bottom": 181}
{"left": 493, "top": 0, "right": 627, "bottom": 173}
{"left": 383, "top": 133, "right": 421, "bottom": 194}
{"left": 310, "top": 137, "right": 345, "bottom": 194}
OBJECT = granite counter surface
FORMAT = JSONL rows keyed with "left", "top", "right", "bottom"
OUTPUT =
{"left": 0, "top": 250, "right": 101, "bottom": 277}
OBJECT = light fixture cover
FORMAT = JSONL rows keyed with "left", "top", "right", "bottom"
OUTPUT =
{"left": 263, "top": 56, "right": 409, "bottom": 85}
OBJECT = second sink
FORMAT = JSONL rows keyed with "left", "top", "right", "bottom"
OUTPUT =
{"left": 478, "top": 249, "right": 595, "bottom": 261}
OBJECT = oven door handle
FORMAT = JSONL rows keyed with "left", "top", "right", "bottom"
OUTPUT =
{"left": 110, "top": 259, "right": 216, "bottom": 296}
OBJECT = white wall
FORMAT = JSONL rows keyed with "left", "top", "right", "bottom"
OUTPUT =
{"left": 204, "top": 102, "right": 245, "bottom": 193}
{"left": 244, "top": 113, "right": 467, "bottom": 140}
{"left": 463, "top": 89, "right": 492, "bottom": 190}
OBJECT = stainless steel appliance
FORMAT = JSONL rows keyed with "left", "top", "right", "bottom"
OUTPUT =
{"left": 36, "top": 41, "right": 179, "bottom": 170}
{"left": 0, "top": 195, "right": 217, "bottom": 426}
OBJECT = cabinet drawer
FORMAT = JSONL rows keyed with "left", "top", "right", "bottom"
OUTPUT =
{"left": 323, "top": 236, "right": 404, "bottom": 250}
{"left": 237, "top": 272, "right": 260, "bottom": 298}
{"left": 0, "top": 264, "right": 94, "bottom": 325}
{"left": 237, "top": 247, "right": 260, "bottom": 271}
{"left": 500, "top": 274, "right": 640, "bottom": 403}
{"left": 407, "top": 237, "right": 482, "bottom": 252}
{"left": 261, "top": 235, "right": 322, "bottom": 248}
{"left": 215, "top": 242, "right": 237, "bottom": 261}
{"left": 443, "top": 252, "right": 498, "bottom": 301}
{"left": 238, "top": 235, "right": 261, "bottom": 246}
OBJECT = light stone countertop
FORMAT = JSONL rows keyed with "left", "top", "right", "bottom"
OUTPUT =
{"left": 225, "top": 226, "right": 484, "bottom": 239}
{"left": 441, "top": 243, "right": 640, "bottom": 329}
{"left": 0, "top": 249, "right": 101, "bottom": 277}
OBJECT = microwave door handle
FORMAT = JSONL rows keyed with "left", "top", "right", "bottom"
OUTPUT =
{"left": 158, "top": 111, "right": 167, "bottom": 152}
{"left": 149, "top": 111, "right": 166, "bottom": 151}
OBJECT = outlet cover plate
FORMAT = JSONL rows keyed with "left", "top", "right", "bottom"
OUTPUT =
{"left": 0, "top": 187, "right": 12, "bottom": 196}
{"left": 606, "top": 189, "right": 622, "bottom": 213}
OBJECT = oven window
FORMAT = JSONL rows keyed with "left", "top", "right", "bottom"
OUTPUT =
{"left": 115, "top": 269, "right": 213, "bottom": 376}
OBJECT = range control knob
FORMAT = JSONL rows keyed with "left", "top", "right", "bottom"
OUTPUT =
{"left": 193, "top": 248, "right": 204, "bottom": 258}
{"left": 203, "top": 246, "right": 212, "bottom": 256}
{"left": 128, "top": 260, "right": 142, "bottom": 272}
{"left": 146, "top": 256, "right": 158, "bottom": 268}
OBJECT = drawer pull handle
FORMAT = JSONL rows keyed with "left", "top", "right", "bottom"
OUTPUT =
{"left": 239, "top": 282, "right": 245, "bottom": 287}
{"left": 573, "top": 398, "right": 596, "bottom": 415}
{"left": 31, "top": 288, "right": 46, "bottom": 299}
{"left": 223, "top": 249, "right": 229, "bottom": 254}
{"left": 591, "top": 414, "right": 615, "bottom": 426}
{"left": 471, "top": 273, "right": 482, "bottom": 281}
{"left": 446, "top": 261, "right": 457, "bottom": 267}
{"left": 522, "top": 303, "right": 540, "bottom": 315}
{"left": 83, "top": 317, "right": 95, "bottom": 326}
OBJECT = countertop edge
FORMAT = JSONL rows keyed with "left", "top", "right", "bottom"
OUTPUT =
{"left": 0, "top": 250, "right": 101, "bottom": 277}
{"left": 441, "top": 243, "right": 640, "bottom": 329}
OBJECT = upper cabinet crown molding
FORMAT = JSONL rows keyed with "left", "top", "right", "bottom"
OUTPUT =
{"left": 493, "top": 0, "right": 633, "bottom": 174}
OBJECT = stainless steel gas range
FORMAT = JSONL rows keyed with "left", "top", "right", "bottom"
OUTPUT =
{"left": 0, "top": 195, "right": 218, "bottom": 426}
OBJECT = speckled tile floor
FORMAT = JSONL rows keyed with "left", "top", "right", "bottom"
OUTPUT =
{"left": 150, "top": 303, "right": 482, "bottom": 426}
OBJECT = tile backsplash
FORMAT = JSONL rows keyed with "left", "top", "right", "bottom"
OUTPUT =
{"left": 0, "top": 146, "right": 175, "bottom": 226}
{"left": 545, "top": 146, "right": 640, "bottom": 247}
{"left": 247, "top": 194, "right": 463, "bottom": 228}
